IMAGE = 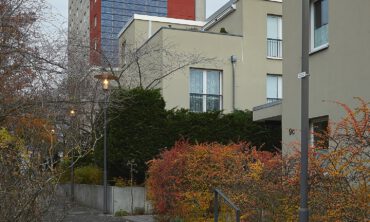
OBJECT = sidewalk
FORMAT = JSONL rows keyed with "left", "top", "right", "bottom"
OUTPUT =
{"left": 56, "top": 198, "right": 154, "bottom": 222}
{"left": 120, "top": 215, "right": 155, "bottom": 222}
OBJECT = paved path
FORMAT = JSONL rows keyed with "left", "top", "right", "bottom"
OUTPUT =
{"left": 62, "top": 202, "right": 123, "bottom": 222}
{"left": 120, "top": 215, "right": 155, "bottom": 222}
{"left": 50, "top": 197, "right": 155, "bottom": 222}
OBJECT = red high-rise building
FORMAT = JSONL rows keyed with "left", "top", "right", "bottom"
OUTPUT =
{"left": 69, "top": 0, "right": 205, "bottom": 67}
{"left": 168, "top": 0, "right": 196, "bottom": 20}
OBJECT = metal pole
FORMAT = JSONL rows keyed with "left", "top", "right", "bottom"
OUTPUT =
{"left": 236, "top": 209, "right": 240, "bottom": 222}
{"left": 214, "top": 191, "right": 218, "bottom": 222}
{"left": 299, "top": 0, "right": 310, "bottom": 221}
{"left": 70, "top": 115, "right": 75, "bottom": 202}
{"left": 103, "top": 92, "right": 108, "bottom": 214}
{"left": 71, "top": 146, "right": 74, "bottom": 202}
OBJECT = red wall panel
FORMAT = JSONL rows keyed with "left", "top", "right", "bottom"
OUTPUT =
{"left": 89, "top": 0, "right": 101, "bottom": 65}
{"left": 167, "top": 0, "right": 195, "bottom": 20}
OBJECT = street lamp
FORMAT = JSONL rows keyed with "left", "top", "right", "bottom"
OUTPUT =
{"left": 69, "top": 108, "right": 76, "bottom": 202}
{"left": 94, "top": 72, "right": 118, "bottom": 214}
{"left": 50, "top": 129, "right": 55, "bottom": 170}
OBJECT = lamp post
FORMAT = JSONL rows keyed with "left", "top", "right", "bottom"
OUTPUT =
{"left": 299, "top": 0, "right": 310, "bottom": 221}
{"left": 50, "top": 129, "right": 55, "bottom": 170}
{"left": 94, "top": 73, "right": 118, "bottom": 214}
{"left": 69, "top": 108, "right": 76, "bottom": 202}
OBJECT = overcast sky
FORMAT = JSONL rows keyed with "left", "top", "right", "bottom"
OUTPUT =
{"left": 45, "top": 0, "right": 230, "bottom": 26}
{"left": 206, "top": 0, "right": 230, "bottom": 18}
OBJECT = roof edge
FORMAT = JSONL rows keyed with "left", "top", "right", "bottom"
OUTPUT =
{"left": 117, "top": 14, "right": 206, "bottom": 38}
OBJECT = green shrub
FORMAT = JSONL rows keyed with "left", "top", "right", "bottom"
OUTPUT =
{"left": 115, "top": 209, "right": 129, "bottom": 217}
{"left": 113, "top": 177, "right": 130, "bottom": 187}
{"left": 74, "top": 165, "right": 102, "bottom": 185}
{"left": 95, "top": 88, "right": 281, "bottom": 184}
{"left": 58, "top": 160, "right": 72, "bottom": 184}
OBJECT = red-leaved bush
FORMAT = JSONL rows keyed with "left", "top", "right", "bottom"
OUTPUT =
{"left": 147, "top": 99, "right": 369, "bottom": 222}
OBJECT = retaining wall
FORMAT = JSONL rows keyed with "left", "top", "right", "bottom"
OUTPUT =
{"left": 59, "top": 184, "right": 152, "bottom": 214}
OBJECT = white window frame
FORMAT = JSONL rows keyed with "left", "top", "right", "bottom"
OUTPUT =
{"left": 266, "top": 74, "right": 282, "bottom": 103}
{"left": 310, "top": 0, "right": 329, "bottom": 53}
{"left": 189, "top": 69, "right": 223, "bottom": 112}
{"left": 267, "top": 15, "right": 283, "bottom": 59}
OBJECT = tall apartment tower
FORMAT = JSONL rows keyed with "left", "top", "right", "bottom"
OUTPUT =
{"left": 68, "top": 0, "right": 206, "bottom": 67}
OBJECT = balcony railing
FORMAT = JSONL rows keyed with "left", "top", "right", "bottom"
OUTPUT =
{"left": 267, "top": 38, "right": 282, "bottom": 58}
{"left": 267, "top": 98, "right": 282, "bottom": 104}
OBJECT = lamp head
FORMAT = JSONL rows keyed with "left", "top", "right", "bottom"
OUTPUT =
{"left": 103, "top": 79, "right": 109, "bottom": 90}
{"left": 94, "top": 73, "right": 118, "bottom": 91}
{"left": 70, "top": 109, "right": 76, "bottom": 117}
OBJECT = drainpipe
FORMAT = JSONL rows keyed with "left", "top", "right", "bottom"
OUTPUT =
{"left": 231, "top": 55, "right": 237, "bottom": 111}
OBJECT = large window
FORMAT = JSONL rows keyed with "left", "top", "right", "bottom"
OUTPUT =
{"left": 190, "top": 69, "right": 222, "bottom": 112}
{"left": 266, "top": 74, "right": 282, "bottom": 103}
{"left": 311, "top": 0, "right": 328, "bottom": 50}
{"left": 267, "top": 15, "right": 282, "bottom": 58}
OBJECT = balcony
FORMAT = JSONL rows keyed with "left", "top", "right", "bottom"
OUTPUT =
{"left": 253, "top": 100, "right": 282, "bottom": 122}
{"left": 267, "top": 38, "right": 282, "bottom": 59}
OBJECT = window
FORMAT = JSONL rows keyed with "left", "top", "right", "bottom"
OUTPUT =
{"left": 310, "top": 117, "right": 329, "bottom": 149}
{"left": 267, "top": 15, "right": 282, "bottom": 58}
{"left": 121, "top": 40, "right": 126, "bottom": 65}
{"left": 94, "top": 16, "right": 97, "bottom": 28}
{"left": 94, "top": 39, "right": 97, "bottom": 50}
{"left": 190, "top": 69, "right": 222, "bottom": 112}
{"left": 266, "top": 74, "right": 282, "bottom": 103}
{"left": 311, "top": 0, "right": 328, "bottom": 50}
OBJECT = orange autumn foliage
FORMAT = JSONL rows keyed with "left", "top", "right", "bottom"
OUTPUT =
{"left": 147, "top": 99, "right": 369, "bottom": 221}
{"left": 147, "top": 142, "right": 296, "bottom": 221}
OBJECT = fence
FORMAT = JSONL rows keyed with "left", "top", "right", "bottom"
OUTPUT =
{"left": 58, "top": 184, "right": 152, "bottom": 215}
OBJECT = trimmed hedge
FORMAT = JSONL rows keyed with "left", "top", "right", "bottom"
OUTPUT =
{"left": 95, "top": 88, "right": 281, "bottom": 183}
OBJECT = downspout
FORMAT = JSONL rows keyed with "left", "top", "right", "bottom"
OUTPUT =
{"left": 148, "top": 20, "right": 152, "bottom": 38}
{"left": 231, "top": 55, "right": 237, "bottom": 111}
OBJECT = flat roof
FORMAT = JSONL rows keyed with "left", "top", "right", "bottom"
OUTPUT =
{"left": 117, "top": 14, "right": 206, "bottom": 38}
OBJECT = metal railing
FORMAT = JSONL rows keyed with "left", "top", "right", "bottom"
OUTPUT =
{"left": 267, "top": 38, "right": 282, "bottom": 58}
{"left": 267, "top": 98, "right": 282, "bottom": 103}
{"left": 214, "top": 188, "right": 241, "bottom": 222}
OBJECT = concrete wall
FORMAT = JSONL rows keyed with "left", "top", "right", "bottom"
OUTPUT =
{"left": 241, "top": 0, "right": 283, "bottom": 110}
{"left": 282, "top": 0, "right": 370, "bottom": 154}
{"left": 160, "top": 28, "right": 243, "bottom": 112}
{"left": 59, "top": 184, "right": 152, "bottom": 215}
{"left": 119, "top": 18, "right": 204, "bottom": 67}
{"left": 68, "top": 0, "right": 91, "bottom": 67}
